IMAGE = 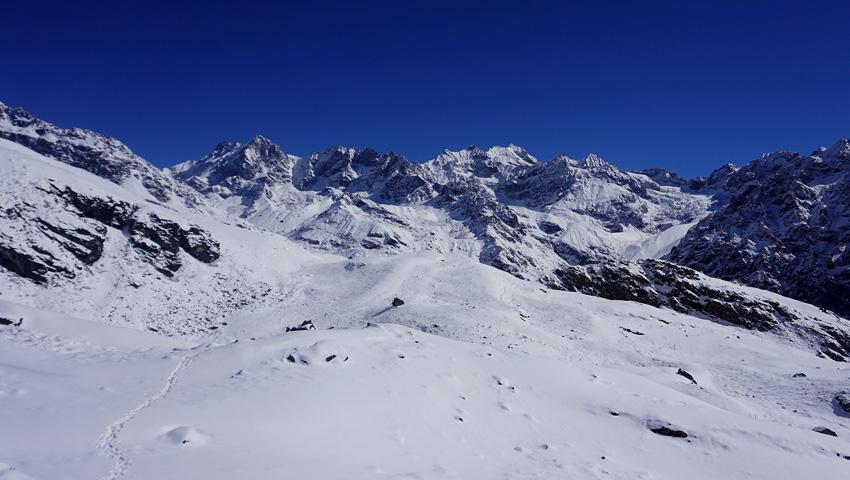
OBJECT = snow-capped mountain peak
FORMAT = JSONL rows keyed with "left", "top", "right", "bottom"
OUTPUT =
{"left": 579, "top": 152, "right": 610, "bottom": 169}
{"left": 820, "top": 137, "right": 850, "bottom": 161}
{"left": 169, "top": 135, "right": 299, "bottom": 199}
{"left": 428, "top": 144, "right": 537, "bottom": 182}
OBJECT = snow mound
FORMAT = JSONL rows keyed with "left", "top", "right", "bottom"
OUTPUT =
{"left": 0, "top": 463, "right": 34, "bottom": 480}
{"left": 161, "top": 426, "right": 212, "bottom": 447}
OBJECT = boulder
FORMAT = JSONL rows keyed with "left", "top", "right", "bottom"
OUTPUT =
{"left": 286, "top": 320, "right": 316, "bottom": 332}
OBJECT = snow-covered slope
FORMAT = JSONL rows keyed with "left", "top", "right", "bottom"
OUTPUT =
{"left": 2, "top": 249, "right": 850, "bottom": 479}
{"left": 0, "top": 138, "right": 337, "bottom": 336}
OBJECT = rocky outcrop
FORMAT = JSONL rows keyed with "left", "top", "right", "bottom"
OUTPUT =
{"left": 545, "top": 259, "right": 850, "bottom": 361}
{"left": 0, "top": 180, "right": 219, "bottom": 282}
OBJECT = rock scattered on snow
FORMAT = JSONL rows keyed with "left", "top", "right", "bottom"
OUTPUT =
{"left": 813, "top": 427, "right": 837, "bottom": 437}
{"left": 620, "top": 327, "right": 644, "bottom": 335}
{"left": 648, "top": 420, "right": 689, "bottom": 438}
{"left": 392, "top": 297, "right": 405, "bottom": 307}
{"left": 286, "top": 341, "right": 349, "bottom": 365}
{"left": 676, "top": 368, "right": 698, "bottom": 385}
{"left": 286, "top": 320, "right": 316, "bottom": 332}
{"left": 0, "top": 317, "right": 22, "bottom": 327}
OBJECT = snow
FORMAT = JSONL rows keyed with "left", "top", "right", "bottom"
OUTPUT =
{"left": 2, "top": 133, "right": 850, "bottom": 478}
{"left": 2, "top": 246, "right": 850, "bottom": 479}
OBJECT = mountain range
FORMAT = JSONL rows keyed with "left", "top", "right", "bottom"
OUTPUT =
{"left": 3, "top": 101, "right": 847, "bottom": 319}
{"left": 2, "top": 101, "right": 850, "bottom": 479}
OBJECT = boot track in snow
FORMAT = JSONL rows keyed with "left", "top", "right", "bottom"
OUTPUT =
{"left": 96, "top": 351, "right": 199, "bottom": 480}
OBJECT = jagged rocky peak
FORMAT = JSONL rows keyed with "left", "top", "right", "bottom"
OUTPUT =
{"left": 293, "top": 146, "right": 418, "bottom": 196}
{"left": 820, "top": 137, "right": 850, "bottom": 160}
{"left": 635, "top": 167, "right": 690, "bottom": 188}
{"left": 549, "top": 153, "right": 579, "bottom": 166}
{"left": 427, "top": 144, "right": 538, "bottom": 181}
{"left": 170, "top": 135, "right": 299, "bottom": 197}
{"left": 485, "top": 144, "right": 539, "bottom": 166}
{"left": 579, "top": 153, "right": 610, "bottom": 169}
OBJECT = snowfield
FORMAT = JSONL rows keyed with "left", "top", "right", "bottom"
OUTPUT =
{"left": 2, "top": 249, "right": 850, "bottom": 479}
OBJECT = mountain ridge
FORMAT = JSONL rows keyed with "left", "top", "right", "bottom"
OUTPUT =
{"left": 2, "top": 101, "right": 849, "bottom": 324}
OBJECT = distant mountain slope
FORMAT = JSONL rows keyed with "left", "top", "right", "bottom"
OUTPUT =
{"left": 0, "top": 102, "right": 207, "bottom": 210}
{"left": 668, "top": 139, "right": 850, "bottom": 318}
{"left": 173, "top": 138, "right": 710, "bottom": 280}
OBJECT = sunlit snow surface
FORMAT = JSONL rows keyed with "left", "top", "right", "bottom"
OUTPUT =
{"left": 2, "top": 250, "right": 850, "bottom": 479}
{"left": 1, "top": 138, "right": 850, "bottom": 479}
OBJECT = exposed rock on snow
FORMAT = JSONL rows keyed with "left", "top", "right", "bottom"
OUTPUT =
{"left": 676, "top": 368, "right": 697, "bottom": 385}
{"left": 545, "top": 259, "right": 850, "bottom": 361}
{"left": 837, "top": 393, "right": 850, "bottom": 413}
{"left": 2, "top": 103, "right": 850, "bottom": 354}
{"left": 170, "top": 132, "right": 712, "bottom": 282}
{"left": 286, "top": 341, "right": 349, "bottom": 365}
{"left": 0, "top": 170, "right": 219, "bottom": 281}
{"left": 648, "top": 423, "right": 689, "bottom": 438}
{"left": 285, "top": 320, "right": 317, "bottom": 332}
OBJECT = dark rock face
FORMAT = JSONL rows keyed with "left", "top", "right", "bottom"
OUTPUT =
{"left": 0, "top": 103, "right": 205, "bottom": 208}
{"left": 545, "top": 259, "right": 850, "bottom": 361}
{"left": 0, "top": 239, "right": 75, "bottom": 283}
{"left": 0, "top": 180, "right": 219, "bottom": 282}
{"left": 635, "top": 167, "right": 701, "bottom": 191}
{"left": 126, "top": 212, "right": 220, "bottom": 276}
{"left": 668, "top": 140, "right": 850, "bottom": 319}
{"left": 813, "top": 427, "right": 838, "bottom": 436}
{"left": 392, "top": 298, "right": 405, "bottom": 307}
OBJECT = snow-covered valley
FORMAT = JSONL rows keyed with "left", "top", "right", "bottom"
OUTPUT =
{"left": 1, "top": 103, "right": 850, "bottom": 479}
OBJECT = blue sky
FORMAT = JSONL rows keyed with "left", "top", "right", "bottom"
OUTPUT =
{"left": 2, "top": 1, "right": 848, "bottom": 178}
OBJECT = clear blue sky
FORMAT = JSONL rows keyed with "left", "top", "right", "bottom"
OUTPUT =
{"left": 2, "top": 1, "right": 848, "bottom": 178}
